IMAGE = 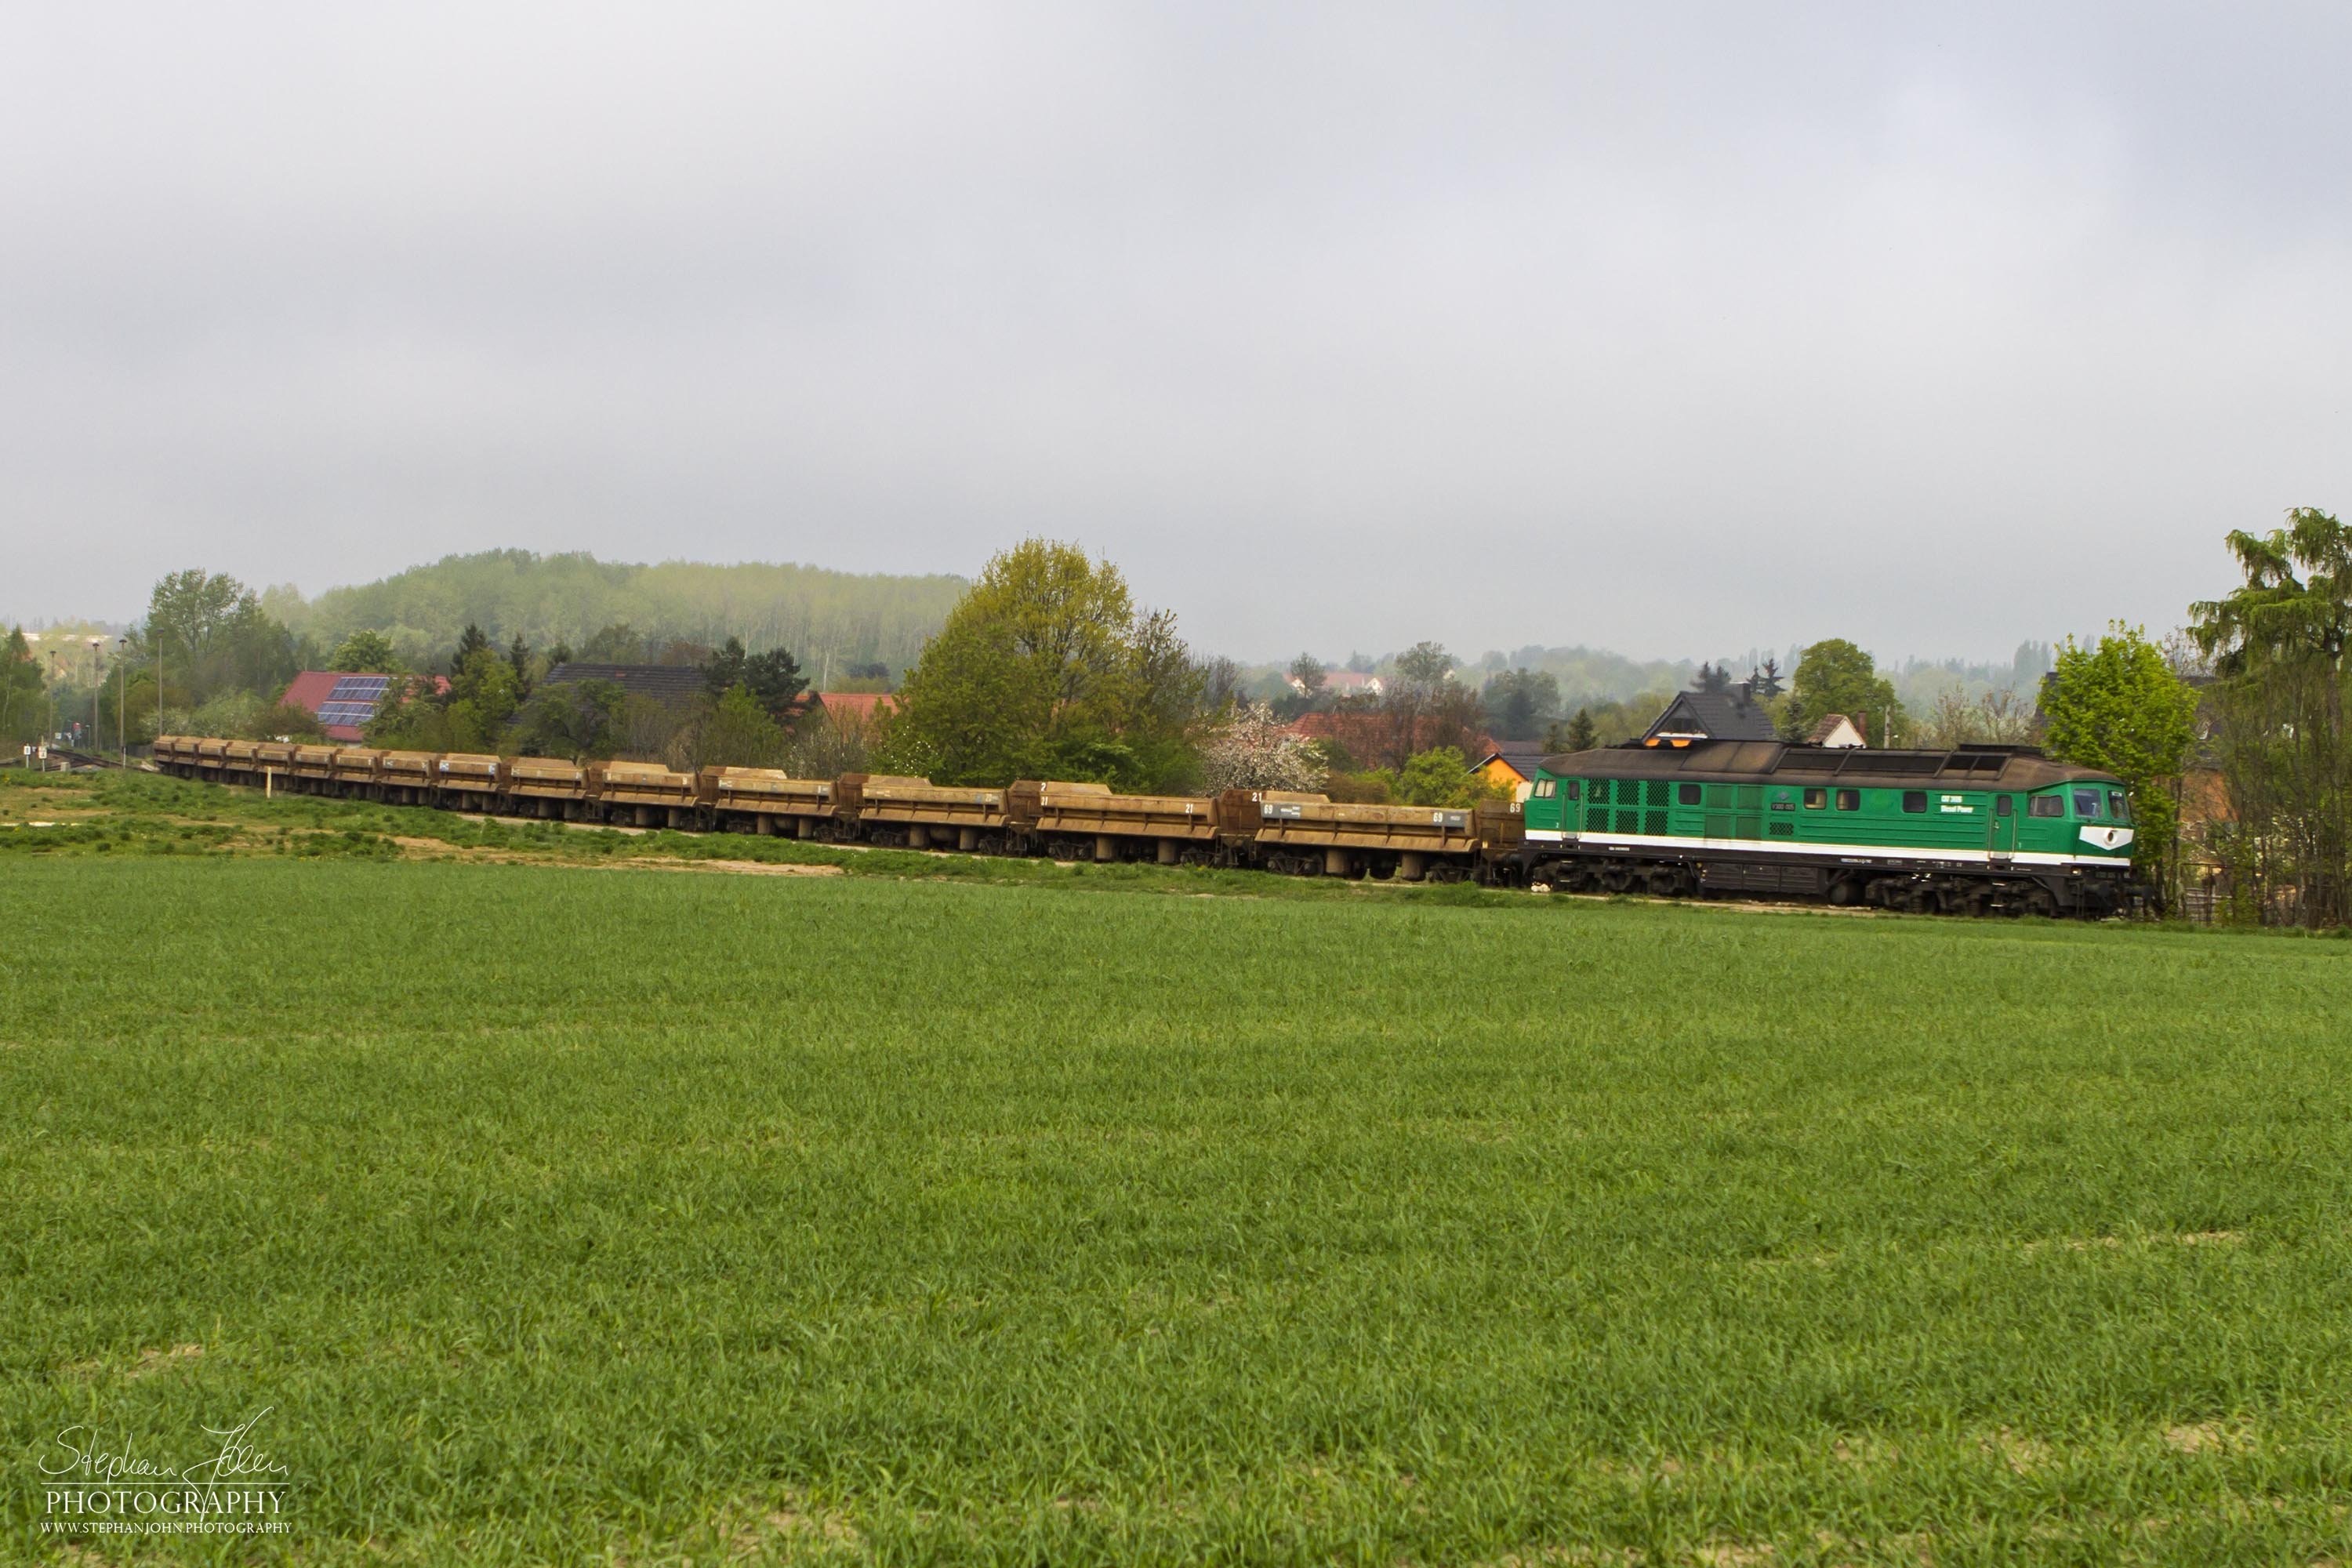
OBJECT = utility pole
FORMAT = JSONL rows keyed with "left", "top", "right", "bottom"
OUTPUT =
{"left": 117, "top": 636, "right": 128, "bottom": 767}
{"left": 88, "top": 636, "right": 103, "bottom": 753}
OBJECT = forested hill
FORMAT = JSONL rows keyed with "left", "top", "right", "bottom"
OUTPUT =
{"left": 268, "top": 550, "right": 967, "bottom": 676}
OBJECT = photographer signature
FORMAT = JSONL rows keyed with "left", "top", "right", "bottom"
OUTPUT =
{"left": 42, "top": 1406, "right": 290, "bottom": 1487}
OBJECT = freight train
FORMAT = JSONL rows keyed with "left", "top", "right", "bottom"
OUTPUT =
{"left": 149, "top": 735, "right": 2139, "bottom": 916}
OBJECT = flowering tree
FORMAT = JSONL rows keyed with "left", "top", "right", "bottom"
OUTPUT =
{"left": 1198, "top": 703, "right": 1324, "bottom": 793}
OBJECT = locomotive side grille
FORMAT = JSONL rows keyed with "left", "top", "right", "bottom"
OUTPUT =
{"left": 1586, "top": 805, "right": 1610, "bottom": 832}
{"left": 1614, "top": 808, "right": 1640, "bottom": 834}
{"left": 1643, "top": 810, "right": 1667, "bottom": 835}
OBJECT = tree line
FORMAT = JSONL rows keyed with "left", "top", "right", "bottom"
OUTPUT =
{"left": 17, "top": 516, "right": 2352, "bottom": 925}
{"left": 268, "top": 549, "right": 963, "bottom": 684}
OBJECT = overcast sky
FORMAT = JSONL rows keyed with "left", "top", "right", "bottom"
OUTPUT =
{"left": 5, "top": 3, "right": 2347, "bottom": 663}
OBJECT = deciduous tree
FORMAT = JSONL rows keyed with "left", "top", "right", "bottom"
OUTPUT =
{"left": 2189, "top": 508, "right": 2352, "bottom": 924}
{"left": 2038, "top": 624, "right": 2199, "bottom": 908}
{"left": 327, "top": 629, "right": 401, "bottom": 673}
{"left": 1198, "top": 703, "right": 1323, "bottom": 793}
{"left": 1483, "top": 667, "right": 1560, "bottom": 740}
{"left": 1784, "top": 639, "right": 1905, "bottom": 743}
{"left": 697, "top": 682, "right": 788, "bottom": 768}
{"left": 1, "top": 627, "right": 44, "bottom": 750}
{"left": 512, "top": 679, "right": 629, "bottom": 760}
{"left": 881, "top": 540, "right": 1203, "bottom": 789}
{"left": 142, "top": 570, "right": 297, "bottom": 702}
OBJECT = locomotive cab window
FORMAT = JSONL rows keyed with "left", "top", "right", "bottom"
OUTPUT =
{"left": 1562, "top": 780, "right": 1579, "bottom": 801}
{"left": 2108, "top": 790, "right": 2129, "bottom": 822}
{"left": 2071, "top": 788, "right": 2105, "bottom": 819}
{"left": 1531, "top": 779, "right": 1555, "bottom": 798}
{"left": 1995, "top": 796, "right": 2013, "bottom": 817}
{"left": 1677, "top": 783, "right": 1701, "bottom": 806}
{"left": 2028, "top": 794, "right": 2064, "bottom": 818}
{"left": 1835, "top": 789, "right": 1859, "bottom": 811}
{"left": 1902, "top": 791, "right": 1928, "bottom": 813}
{"left": 1802, "top": 787, "right": 1825, "bottom": 808}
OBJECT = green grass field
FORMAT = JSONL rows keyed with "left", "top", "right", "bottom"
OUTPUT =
{"left": 5, "top": 775, "right": 2352, "bottom": 1563}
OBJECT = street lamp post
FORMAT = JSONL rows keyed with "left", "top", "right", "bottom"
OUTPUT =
{"left": 117, "top": 636, "right": 128, "bottom": 767}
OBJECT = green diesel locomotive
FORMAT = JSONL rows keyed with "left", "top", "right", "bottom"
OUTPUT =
{"left": 1519, "top": 740, "right": 2136, "bottom": 916}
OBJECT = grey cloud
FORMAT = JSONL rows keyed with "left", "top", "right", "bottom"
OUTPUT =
{"left": 4, "top": 2, "right": 2347, "bottom": 662}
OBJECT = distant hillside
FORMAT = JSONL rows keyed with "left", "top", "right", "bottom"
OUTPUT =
{"left": 269, "top": 550, "right": 967, "bottom": 677}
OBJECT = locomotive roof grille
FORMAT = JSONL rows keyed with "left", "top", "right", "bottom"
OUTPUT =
{"left": 1537, "top": 740, "right": 2110, "bottom": 789}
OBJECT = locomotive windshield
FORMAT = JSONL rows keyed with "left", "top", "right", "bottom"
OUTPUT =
{"left": 2108, "top": 790, "right": 2130, "bottom": 823}
{"left": 2071, "top": 788, "right": 2105, "bottom": 819}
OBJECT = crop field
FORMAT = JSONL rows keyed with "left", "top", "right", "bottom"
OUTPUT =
{"left": 5, "top": 773, "right": 2352, "bottom": 1563}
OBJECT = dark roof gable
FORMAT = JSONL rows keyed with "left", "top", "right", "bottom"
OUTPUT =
{"left": 1472, "top": 742, "right": 1552, "bottom": 779}
{"left": 540, "top": 662, "right": 709, "bottom": 705}
{"left": 1646, "top": 690, "right": 1780, "bottom": 742}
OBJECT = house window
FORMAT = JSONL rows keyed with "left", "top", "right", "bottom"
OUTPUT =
{"left": 1835, "top": 789, "right": 1860, "bottom": 811}
{"left": 1677, "top": 783, "right": 1700, "bottom": 805}
{"left": 1902, "top": 791, "right": 1927, "bottom": 813}
{"left": 1802, "top": 788, "right": 1825, "bottom": 808}
{"left": 2028, "top": 795, "right": 2063, "bottom": 818}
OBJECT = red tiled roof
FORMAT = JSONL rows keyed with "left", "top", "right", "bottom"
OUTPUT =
{"left": 812, "top": 691, "right": 895, "bottom": 728}
{"left": 281, "top": 670, "right": 341, "bottom": 712}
